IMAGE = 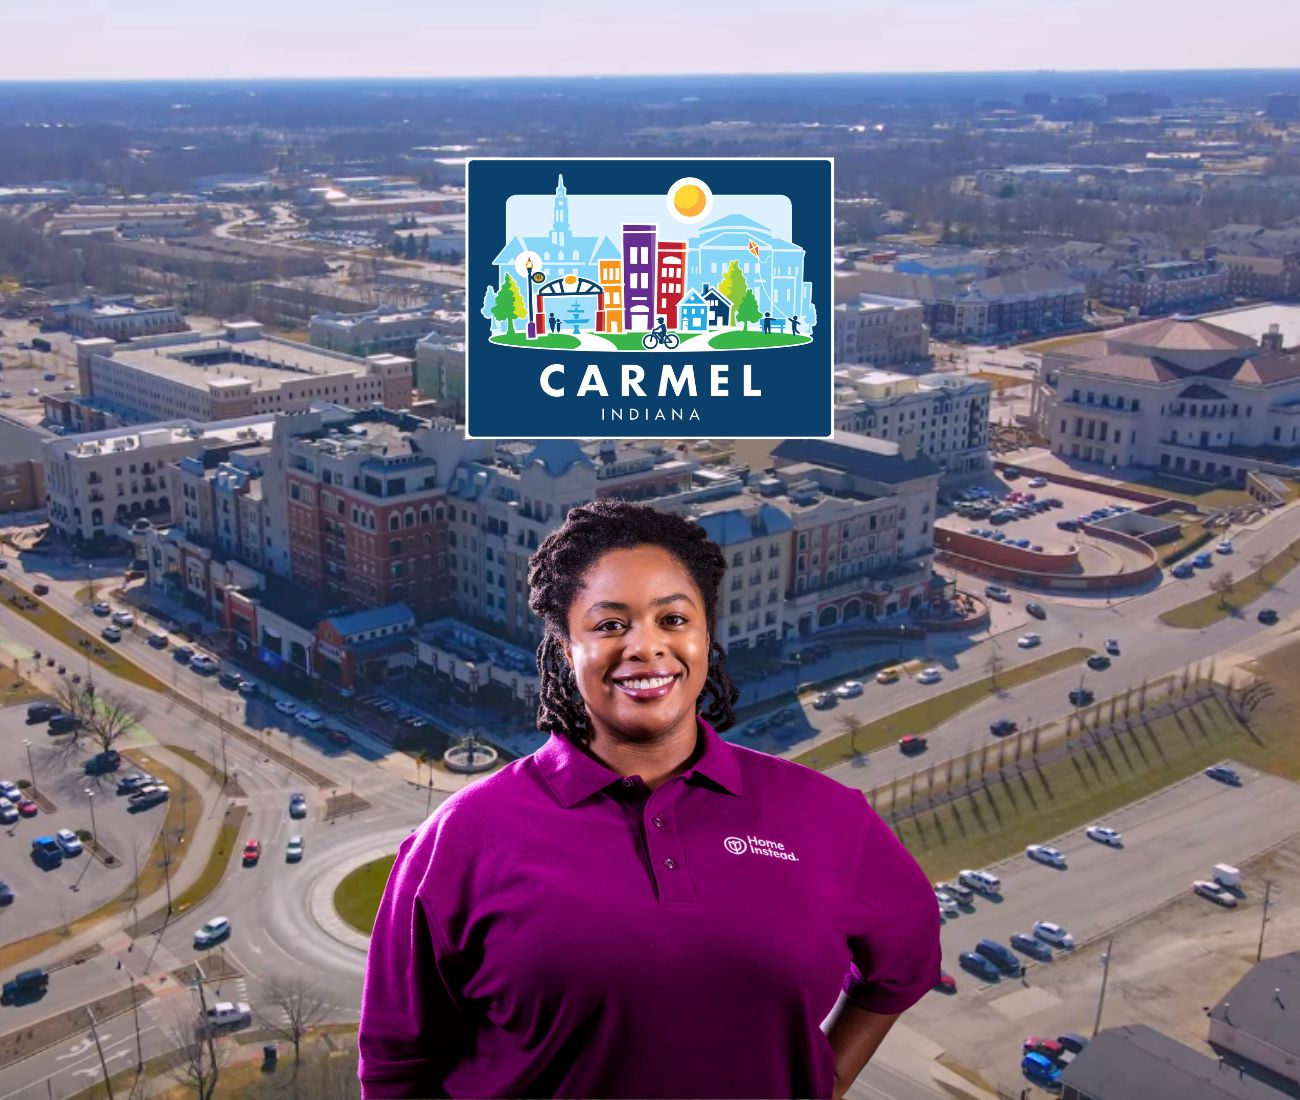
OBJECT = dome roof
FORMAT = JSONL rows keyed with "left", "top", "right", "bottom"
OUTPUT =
{"left": 1109, "top": 315, "right": 1257, "bottom": 356}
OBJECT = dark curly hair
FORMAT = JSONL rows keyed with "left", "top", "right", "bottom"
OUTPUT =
{"left": 528, "top": 497, "right": 740, "bottom": 744}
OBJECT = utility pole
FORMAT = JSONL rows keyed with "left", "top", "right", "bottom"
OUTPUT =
{"left": 193, "top": 962, "right": 220, "bottom": 1091}
{"left": 1092, "top": 938, "right": 1113, "bottom": 1039}
{"left": 86, "top": 1006, "right": 116, "bottom": 1100}
{"left": 1257, "top": 880, "right": 1273, "bottom": 962}
{"left": 161, "top": 826, "right": 174, "bottom": 915}
{"left": 130, "top": 973, "right": 144, "bottom": 1072}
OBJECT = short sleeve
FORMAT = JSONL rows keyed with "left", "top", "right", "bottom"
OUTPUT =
{"left": 840, "top": 796, "right": 942, "bottom": 1015}
{"left": 358, "top": 825, "right": 471, "bottom": 1099}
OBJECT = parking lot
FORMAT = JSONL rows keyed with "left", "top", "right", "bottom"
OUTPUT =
{"left": 937, "top": 471, "right": 1162, "bottom": 577}
{"left": 906, "top": 762, "right": 1300, "bottom": 1091}
{"left": 0, "top": 318, "right": 79, "bottom": 429}
{"left": 0, "top": 704, "right": 165, "bottom": 941}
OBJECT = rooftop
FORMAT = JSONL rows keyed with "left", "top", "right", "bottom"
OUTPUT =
{"left": 1210, "top": 951, "right": 1300, "bottom": 1061}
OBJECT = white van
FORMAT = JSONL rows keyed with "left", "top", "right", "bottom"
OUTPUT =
{"left": 958, "top": 868, "right": 1002, "bottom": 894}
{"left": 294, "top": 710, "right": 324, "bottom": 729}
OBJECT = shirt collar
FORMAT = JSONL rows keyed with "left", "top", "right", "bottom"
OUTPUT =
{"left": 534, "top": 715, "right": 743, "bottom": 808}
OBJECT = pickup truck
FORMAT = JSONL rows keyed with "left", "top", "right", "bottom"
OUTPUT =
{"left": 201, "top": 1001, "right": 251, "bottom": 1032}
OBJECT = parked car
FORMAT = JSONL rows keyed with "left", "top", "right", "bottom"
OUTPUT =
{"left": 936, "top": 892, "right": 959, "bottom": 918}
{"left": 189, "top": 655, "right": 218, "bottom": 674}
{"left": 984, "top": 584, "right": 1011, "bottom": 603}
{"left": 974, "top": 938, "right": 1022, "bottom": 976}
{"left": 1205, "top": 765, "right": 1242, "bottom": 786}
{"left": 274, "top": 699, "right": 298, "bottom": 716}
{"left": 0, "top": 799, "right": 17, "bottom": 825}
{"left": 958, "top": 868, "right": 1002, "bottom": 894}
{"left": 218, "top": 671, "right": 243, "bottom": 690}
{"left": 1105, "top": 638, "right": 1121, "bottom": 655}
{"left": 116, "top": 773, "right": 157, "bottom": 795}
{"left": 16, "top": 797, "right": 38, "bottom": 818}
{"left": 173, "top": 645, "right": 195, "bottom": 663}
{"left": 325, "top": 728, "right": 351, "bottom": 747}
{"left": 934, "top": 880, "right": 973, "bottom": 904}
{"left": 1011, "top": 933, "right": 1054, "bottom": 962}
{"left": 32, "top": 583, "right": 48, "bottom": 596}
{"left": 812, "top": 692, "right": 835, "bottom": 709}
{"left": 1023, "top": 1036, "right": 1066, "bottom": 1058}
{"left": 1086, "top": 824, "right": 1123, "bottom": 847}
{"left": 1017, "top": 633, "right": 1042, "bottom": 648}
{"left": 110, "top": 610, "right": 134, "bottom": 627}
{"left": 1058, "top": 1032, "right": 1090, "bottom": 1054}
{"left": 31, "top": 835, "right": 63, "bottom": 867}
{"left": 0, "top": 880, "right": 12, "bottom": 905}
{"left": 1087, "top": 655, "right": 1111, "bottom": 671}
{"left": 48, "top": 714, "right": 81, "bottom": 735}
{"left": 1021, "top": 1052, "right": 1061, "bottom": 1087}
{"left": 1258, "top": 608, "right": 1279, "bottom": 625}
{"left": 295, "top": 710, "right": 324, "bottom": 729}
{"left": 289, "top": 793, "right": 307, "bottom": 819}
{"left": 874, "top": 668, "right": 900, "bottom": 685}
{"left": 100, "top": 625, "right": 121, "bottom": 643}
{"left": 26, "top": 701, "right": 59, "bottom": 723}
{"left": 0, "top": 780, "right": 20, "bottom": 802}
{"left": 86, "top": 749, "right": 121, "bottom": 774}
{"left": 237, "top": 679, "right": 258, "bottom": 697}
{"left": 147, "top": 632, "right": 169, "bottom": 648}
{"left": 916, "top": 666, "right": 942, "bottom": 684}
{"left": 91, "top": 601, "right": 111, "bottom": 617}
{"left": 899, "top": 735, "right": 927, "bottom": 755}
{"left": 1172, "top": 562, "right": 1196, "bottom": 579}
{"left": 1057, "top": 519, "right": 1080, "bottom": 532}
{"left": 1193, "top": 880, "right": 1238, "bottom": 907}
{"left": 932, "top": 970, "right": 956, "bottom": 993}
{"left": 54, "top": 829, "right": 83, "bottom": 856}
{"left": 1025, "top": 602, "right": 1046, "bottom": 619}
{"left": 834, "top": 680, "right": 864, "bottom": 698}
{"left": 1026, "top": 844, "right": 1067, "bottom": 868}
{"left": 193, "top": 917, "right": 231, "bottom": 948}
{"left": 958, "top": 951, "right": 1002, "bottom": 983}
{"left": 286, "top": 835, "right": 305, "bottom": 862}
{"left": 1032, "top": 921, "right": 1075, "bottom": 948}
{"left": 242, "top": 839, "right": 261, "bottom": 866}
{"left": 990, "top": 718, "right": 1018, "bottom": 736}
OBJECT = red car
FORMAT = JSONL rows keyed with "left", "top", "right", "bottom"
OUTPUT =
{"left": 242, "top": 839, "right": 261, "bottom": 866}
{"left": 16, "top": 798, "right": 38, "bottom": 818}
{"left": 933, "top": 971, "right": 956, "bottom": 994}
{"left": 326, "top": 728, "right": 351, "bottom": 747}
{"left": 1023, "top": 1036, "right": 1066, "bottom": 1059}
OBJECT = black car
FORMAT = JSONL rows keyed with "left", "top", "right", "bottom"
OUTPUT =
{"left": 1003, "top": 467, "right": 1021, "bottom": 480}
{"left": 0, "top": 880, "right": 12, "bottom": 906}
{"left": 958, "top": 951, "right": 1002, "bottom": 983}
{"left": 1010, "top": 933, "right": 1053, "bottom": 962}
{"left": 1258, "top": 608, "right": 1278, "bottom": 624}
{"left": 1069, "top": 688, "right": 1095, "bottom": 707}
{"left": 1086, "top": 655, "right": 1111, "bottom": 671}
{"left": 1205, "top": 765, "right": 1242, "bottom": 786}
{"left": 1058, "top": 1032, "right": 1090, "bottom": 1054}
{"left": 26, "top": 702, "right": 59, "bottom": 723}
{"left": 48, "top": 714, "right": 82, "bottom": 735}
{"left": 218, "top": 671, "right": 243, "bottom": 690}
{"left": 85, "top": 749, "right": 121, "bottom": 775}
{"left": 1056, "top": 519, "right": 1080, "bottom": 531}
{"left": 990, "top": 718, "right": 1018, "bottom": 736}
{"left": 1, "top": 969, "right": 48, "bottom": 1005}
{"left": 1025, "top": 602, "right": 1046, "bottom": 619}
{"left": 975, "top": 938, "right": 1024, "bottom": 976}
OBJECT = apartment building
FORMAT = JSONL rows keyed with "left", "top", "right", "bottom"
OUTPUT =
{"left": 692, "top": 503, "right": 792, "bottom": 650}
{"left": 833, "top": 294, "right": 930, "bottom": 367}
{"left": 309, "top": 305, "right": 440, "bottom": 358}
{"left": 74, "top": 320, "right": 413, "bottom": 425}
{"left": 833, "top": 368, "right": 991, "bottom": 478}
{"left": 1099, "top": 260, "right": 1228, "bottom": 314}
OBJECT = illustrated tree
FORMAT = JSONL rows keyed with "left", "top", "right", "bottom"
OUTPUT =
{"left": 492, "top": 273, "right": 527, "bottom": 335}
{"left": 804, "top": 299, "right": 818, "bottom": 336}
{"left": 718, "top": 260, "right": 749, "bottom": 324}
{"left": 1209, "top": 570, "right": 1237, "bottom": 609}
{"left": 480, "top": 285, "right": 497, "bottom": 330}
{"left": 736, "top": 289, "right": 761, "bottom": 332}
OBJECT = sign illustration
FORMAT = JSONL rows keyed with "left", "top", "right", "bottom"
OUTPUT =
{"left": 467, "top": 158, "right": 832, "bottom": 439}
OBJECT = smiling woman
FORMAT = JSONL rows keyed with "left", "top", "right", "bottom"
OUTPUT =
{"left": 357, "top": 499, "right": 941, "bottom": 1100}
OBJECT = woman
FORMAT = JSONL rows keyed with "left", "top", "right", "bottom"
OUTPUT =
{"left": 359, "top": 498, "right": 940, "bottom": 1099}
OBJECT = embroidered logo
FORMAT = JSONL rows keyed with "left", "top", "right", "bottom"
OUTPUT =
{"left": 723, "top": 835, "right": 799, "bottom": 862}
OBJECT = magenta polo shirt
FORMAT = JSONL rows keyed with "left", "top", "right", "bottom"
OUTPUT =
{"left": 358, "top": 716, "right": 941, "bottom": 1099}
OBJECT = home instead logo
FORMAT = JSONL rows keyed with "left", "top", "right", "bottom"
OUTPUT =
{"left": 465, "top": 158, "right": 833, "bottom": 439}
{"left": 724, "top": 835, "right": 800, "bottom": 862}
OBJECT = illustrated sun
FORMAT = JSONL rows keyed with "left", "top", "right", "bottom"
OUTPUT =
{"left": 667, "top": 177, "right": 713, "bottom": 224}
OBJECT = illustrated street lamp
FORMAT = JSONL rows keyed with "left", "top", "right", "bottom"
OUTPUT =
{"left": 525, "top": 257, "right": 535, "bottom": 339}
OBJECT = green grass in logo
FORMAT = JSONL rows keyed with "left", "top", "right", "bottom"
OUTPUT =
{"left": 708, "top": 331, "right": 812, "bottom": 349}
{"left": 490, "top": 332, "right": 581, "bottom": 348}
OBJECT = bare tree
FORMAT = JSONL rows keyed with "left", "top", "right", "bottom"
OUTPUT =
{"left": 257, "top": 978, "right": 333, "bottom": 1067}
{"left": 1208, "top": 571, "right": 1236, "bottom": 609}
{"left": 53, "top": 680, "right": 97, "bottom": 744}
{"left": 164, "top": 1011, "right": 226, "bottom": 1100}
{"left": 87, "top": 687, "right": 145, "bottom": 753}
{"left": 1249, "top": 550, "right": 1272, "bottom": 585}
{"left": 985, "top": 645, "right": 1005, "bottom": 688}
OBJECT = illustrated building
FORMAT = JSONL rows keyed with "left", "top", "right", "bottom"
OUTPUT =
{"left": 687, "top": 213, "right": 811, "bottom": 322}
{"left": 622, "top": 223, "right": 658, "bottom": 331}
{"left": 598, "top": 257, "right": 624, "bottom": 333}
{"left": 678, "top": 289, "right": 711, "bottom": 332}
{"left": 656, "top": 240, "right": 686, "bottom": 328}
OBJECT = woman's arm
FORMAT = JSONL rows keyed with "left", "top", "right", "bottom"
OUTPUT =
{"left": 823, "top": 993, "right": 899, "bottom": 1100}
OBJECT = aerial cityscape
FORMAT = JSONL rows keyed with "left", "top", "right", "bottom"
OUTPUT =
{"left": 2, "top": 15, "right": 1300, "bottom": 1100}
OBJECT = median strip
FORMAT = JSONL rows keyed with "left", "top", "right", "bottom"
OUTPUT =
{"left": 793, "top": 647, "right": 1092, "bottom": 769}
{"left": 1160, "top": 537, "right": 1300, "bottom": 629}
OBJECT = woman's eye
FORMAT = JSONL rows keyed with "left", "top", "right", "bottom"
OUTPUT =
{"left": 595, "top": 620, "right": 624, "bottom": 633}
{"left": 662, "top": 614, "right": 687, "bottom": 626}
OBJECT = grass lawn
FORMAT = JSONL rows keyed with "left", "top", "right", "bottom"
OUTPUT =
{"left": 0, "top": 663, "right": 40, "bottom": 705}
{"left": 1021, "top": 333, "right": 1096, "bottom": 352}
{"left": 1160, "top": 537, "right": 1300, "bottom": 629}
{"left": 335, "top": 854, "right": 397, "bottom": 936}
{"left": 971, "top": 371, "right": 1029, "bottom": 392}
{"left": 895, "top": 693, "right": 1267, "bottom": 879}
{"left": 491, "top": 330, "right": 580, "bottom": 349}
{"left": 792, "top": 647, "right": 1091, "bottom": 769}
{"left": 1121, "top": 472, "right": 1257, "bottom": 510}
{"left": 1159, "top": 519, "right": 1212, "bottom": 564}
{"left": 162, "top": 805, "right": 247, "bottom": 919}
{"left": 595, "top": 331, "right": 704, "bottom": 351}
{"left": 708, "top": 330, "right": 811, "bottom": 349}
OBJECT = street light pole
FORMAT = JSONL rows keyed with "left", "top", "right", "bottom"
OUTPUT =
{"left": 22, "top": 738, "right": 34, "bottom": 787}
{"left": 1257, "top": 880, "right": 1273, "bottom": 962}
{"left": 1092, "top": 938, "right": 1113, "bottom": 1039}
{"left": 129, "top": 973, "right": 144, "bottom": 1072}
{"left": 161, "top": 825, "right": 174, "bottom": 915}
{"left": 84, "top": 787, "right": 97, "bottom": 841}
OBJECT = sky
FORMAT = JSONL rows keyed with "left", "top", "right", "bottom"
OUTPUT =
{"left": 3, "top": 0, "right": 1299, "bottom": 80}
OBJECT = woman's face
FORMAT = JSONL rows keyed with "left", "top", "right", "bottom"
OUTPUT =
{"left": 563, "top": 544, "right": 711, "bottom": 745}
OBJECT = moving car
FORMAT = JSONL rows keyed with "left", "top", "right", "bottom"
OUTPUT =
{"left": 1105, "top": 638, "right": 1121, "bottom": 655}
{"left": 1086, "top": 655, "right": 1111, "bottom": 671}
{"left": 289, "top": 793, "right": 307, "bottom": 819}
{"left": 1026, "top": 844, "right": 1067, "bottom": 868}
{"left": 899, "top": 735, "right": 927, "bottom": 755}
{"left": 54, "top": 829, "right": 83, "bottom": 856}
{"left": 242, "top": 839, "right": 261, "bottom": 866}
{"left": 286, "top": 835, "right": 304, "bottom": 862}
{"left": 1193, "top": 880, "right": 1238, "bottom": 907}
{"left": 916, "top": 666, "right": 942, "bottom": 684}
{"left": 110, "top": 610, "right": 134, "bottom": 627}
{"left": 193, "top": 917, "right": 231, "bottom": 948}
{"left": 100, "top": 625, "right": 121, "bottom": 643}
{"left": 1032, "top": 921, "right": 1075, "bottom": 948}
{"left": 812, "top": 692, "right": 835, "bottom": 709}
{"left": 202, "top": 1001, "right": 251, "bottom": 1032}
{"left": 874, "top": 668, "right": 900, "bottom": 685}
{"left": 958, "top": 951, "right": 1002, "bottom": 982}
{"left": 984, "top": 584, "right": 1011, "bottom": 603}
{"left": 91, "top": 601, "right": 111, "bottom": 617}
{"left": 834, "top": 680, "right": 864, "bottom": 698}
{"left": 274, "top": 698, "right": 299, "bottom": 716}
{"left": 1, "top": 969, "right": 49, "bottom": 1005}
{"left": 1028, "top": 477, "right": 1048, "bottom": 488}
{"left": 1205, "top": 765, "right": 1242, "bottom": 786}
{"left": 127, "top": 784, "right": 170, "bottom": 810}
{"left": 1086, "top": 824, "right": 1123, "bottom": 847}
{"left": 990, "top": 718, "right": 1018, "bottom": 736}
{"left": 1010, "top": 934, "right": 1053, "bottom": 962}
{"left": 1193, "top": 552, "right": 1215, "bottom": 568}
{"left": 1025, "top": 602, "right": 1046, "bottom": 619}
{"left": 1217, "top": 540, "right": 1233, "bottom": 555}
{"left": 1069, "top": 688, "right": 1095, "bottom": 707}
{"left": 1258, "top": 608, "right": 1279, "bottom": 625}
{"left": 32, "top": 583, "right": 48, "bottom": 595}
{"left": 1017, "top": 633, "right": 1041, "bottom": 648}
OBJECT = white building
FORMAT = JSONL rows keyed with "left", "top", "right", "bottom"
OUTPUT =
{"left": 1033, "top": 314, "right": 1300, "bottom": 479}
{"left": 73, "top": 320, "right": 413, "bottom": 425}
{"left": 46, "top": 296, "right": 187, "bottom": 342}
{"left": 833, "top": 294, "right": 930, "bottom": 367}
{"left": 833, "top": 368, "right": 991, "bottom": 478}
{"left": 309, "top": 306, "right": 440, "bottom": 358}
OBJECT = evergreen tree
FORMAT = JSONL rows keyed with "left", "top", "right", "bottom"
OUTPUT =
{"left": 418, "top": 234, "right": 430, "bottom": 258}
{"left": 403, "top": 235, "right": 418, "bottom": 259}
{"left": 718, "top": 260, "right": 749, "bottom": 324}
{"left": 389, "top": 235, "right": 404, "bottom": 257}
{"left": 492, "top": 273, "right": 526, "bottom": 335}
{"left": 736, "top": 289, "right": 761, "bottom": 331}
{"left": 480, "top": 285, "right": 497, "bottom": 327}
{"left": 804, "top": 299, "right": 818, "bottom": 336}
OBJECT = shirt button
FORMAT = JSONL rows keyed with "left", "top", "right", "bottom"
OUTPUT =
{"left": 652, "top": 816, "right": 664, "bottom": 828}
{"left": 663, "top": 858, "right": 677, "bottom": 870}
{"left": 622, "top": 777, "right": 635, "bottom": 788}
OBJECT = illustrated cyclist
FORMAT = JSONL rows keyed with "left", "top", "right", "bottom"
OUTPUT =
{"left": 651, "top": 316, "right": 668, "bottom": 342}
